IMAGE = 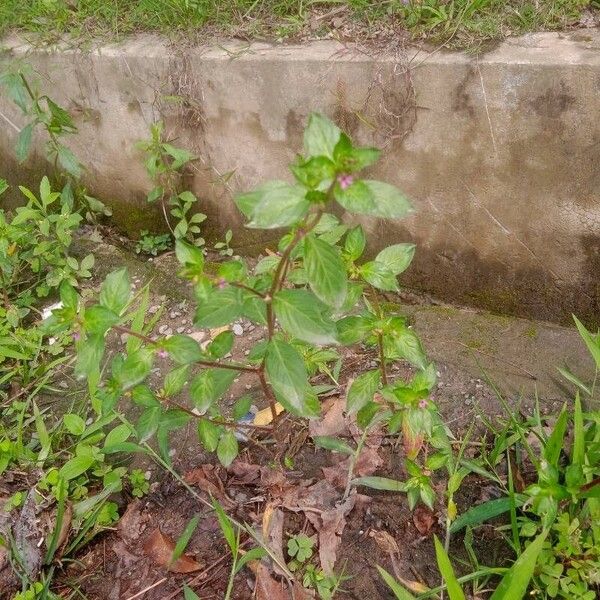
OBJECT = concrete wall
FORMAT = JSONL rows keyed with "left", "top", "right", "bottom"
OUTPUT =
{"left": 1, "top": 32, "right": 599, "bottom": 324}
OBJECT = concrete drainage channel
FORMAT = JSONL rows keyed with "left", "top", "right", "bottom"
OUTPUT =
{"left": 1, "top": 31, "right": 599, "bottom": 324}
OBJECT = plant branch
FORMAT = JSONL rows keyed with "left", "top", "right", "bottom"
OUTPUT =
{"left": 229, "top": 282, "right": 265, "bottom": 298}
{"left": 112, "top": 325, "right": 259, "bottom": 373}
{"left": 164, "top": 398, "right": 272, "bottom": 432}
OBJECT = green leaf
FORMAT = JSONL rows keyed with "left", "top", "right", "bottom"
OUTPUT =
{"left": 384, "top": 326, "right": 428, "bottom": 370}
{"left": 184, "top": 585, "right": 201, "bottom": 600}
{"left": 198, "top": 419, "right": 221, "bottom": 452}
{"left": 360, "top": 261, "right": 399, "bottom": 291}
{"left": 83, "top": 305, "right": 120, "bottom": 335}
{"left": 207, "top": 330, "right": 234, "bottom": 359}
{"left": 189, "top": 368, "right": 236, "bottom": 414}
{"left": 265, "top": 339, "right": 319, "bottom": 418}
{"left": 233, "top": 395, "right": 253, "bottom": 420}
{"left": 304, "top": 113, "right": 341, "bottom": 160}
{"left": 344, "top": 225, "right": 366, "bottom": 261}
{"left": 162, "top": 143, "right": 195, "bottom": 169}
{"left": 57, "top": 145, "right": 81, "bottom": 178}
{"left": 347, "top": 369, "right": 380, "bottom": 413}
{"left": 175, "top": 239, "right": 204, "bottom": 268}
{"left": 313, "top": 436, "right": 353, "bottom": 455}
{"left": 336, "top": 315, "right": 373, "bottom": 345}
{"left": 63, "top": 414, "right": 86, "bottom": 436}
{"left": 557, "top": 366, "right": 591, "bottom": 396}
{"left": 217, "top": 430, "right": 239, "bottom": 467}
{"left": 74, "top": 334, "right": 104, "bottom": 379}
{"left": 114, "top": 349, "right": 152, "bottom": 390}
{"left": 273, "top": 289, "right": 337, "bottom": 345}
{"left": 163, "top": 365, "right": 189, "bottom": 397}
{"left": 104, "top": 423, "right": 131, "bottom": 449}
{"left": 291, "top": 156, "right": 336, "bottom": 189}
{"left": 245, "top": 183, "right": 309, "bottom": 229}
{"left": 573, "top": 315, "right": 600, "bottom": 369}
{"left": 195, "top": 287, "right": 242, "bottom": 328}
{"left": 335, "top": 180, "right": 413, "bottom": 219}
{"left": 161, "top": 335, "right": 203, "bottom": 364}
{"left": 434, "top": 536, "right": 465, "bottom": 600}
{"left": 212, "top": 498, "right": 237, "bottom": 553}
{"left": 132, "top": 385, "right": 160, "bottom": 408}
{"left": 59, "top": 455, "right": 94, "bottom": 481}
{"left": 375, "top": 244, "right": 415, "bottom": 275}
{"left": 235, "top": 547, "right": 268, "bottom": 574}
{"left": 572, "top": 392, "right": 584, "bottom": 467}
{"left": 449, "top": 496, "right": 527, "bottom": 534}
{"left": 489, "top": 530, "right": 548, "bottom": 600}
{"left": 303, "top": 234, "right": 347, "bottom": 309}
{"left": 99, "top": 268, "right": 131, "bottom": 315}
{"left": 544, "top": 405, "right": 568, "bottom": 467}
{"left": 136, "top": 407, "right": 160, "bottom": 442}
{"left": 170, "top": 515, "right": 200, "bottom": 568}
{"left": 16, "top": 122, "right": 33, "bottom": 162}
{"left": 352, "top": 476, "right": 407, "bottom": 491}
{"left": 334, "top": 135, "right": 381, "bottom": 172}
{"left": 377, "top": 566, "right": 417, "bottom": 600}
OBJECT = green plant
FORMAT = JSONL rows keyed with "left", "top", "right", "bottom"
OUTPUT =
{"left": 214, "top": 228, "right": 234, "bottom": 257}
{"left": 129, "top": 468, "right": 150, "bottom": 497}
{"left": 287, "top": 533, "right": 314, "bottom": 564}
{"left": 49, "top": 113, "right": 447, "bottom": 518}
{"left": 0, "top": 66, "right": 111, "bottom": 222}
{"left": 138, "top": 121, "right": 206, "bottom": 246}
{"left": 379, "top": 530, "right": 548, "bottom": 599}
{"left": 135, "top": 230, "right": 172, "bottom": 256}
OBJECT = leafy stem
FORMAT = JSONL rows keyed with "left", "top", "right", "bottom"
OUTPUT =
{"left": 112, "top": 325, "right": 259, "bottom": 373}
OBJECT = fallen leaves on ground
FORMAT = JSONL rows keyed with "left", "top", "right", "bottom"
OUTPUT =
{"left": 413, "top": 505, "right": 435, "bottom": 536}
{"left": 255, "top": 563, "right": 291, "bottom": 600}
{"left": 184, "top": 464, "right": 235, "bottom": 508}
{"left": 117, "top": 500, "right": 150, "bottom": 544}
{"left": 143, "top": 528, "right": 202, "bottom": 573}
{"left": 322, "top": 446, "right": 382, "bottom": 489}
{"left": 262, "top": 503, "right": 288, "bottom": 576}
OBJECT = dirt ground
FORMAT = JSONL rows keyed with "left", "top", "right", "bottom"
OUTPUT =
{"left": 17, "top": 228, "right": 595, "bottom": 599}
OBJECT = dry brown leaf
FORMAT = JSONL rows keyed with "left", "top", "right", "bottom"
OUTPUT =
{"left": 292, "top": 581, "right": 317, "bottom": 599}
{"left": 262, "top": 503, "right": 287, "bottom": 576}
{"left": 394, "top": 575, "right": 430, "bottom": 594}
{"left": 255, "top": 563, "right": 290, "bottom": 600}
{"left": 184, "top": 465, "right": 235, "bottom": 508}
{"left": 118, "top": 500, "right": 150, "bottom": 544}
{"left": 370, "top": 529, "right": 400, "bottom": 556}
{"left": 54, "top": 502, "right": 73, "bottom": 557}
{"left": 317, "top": 493, "right": 356, "bottom": 576}
{"left": 322, "top": 447, "right": 382, "bottom": 489}
{"left": 413, "top": 505, "right": 435, "bottom": 536}
{"left": 14, "top": 489, "right": 42, "bottom": 580}
{"left": 309, "top": 397, "right": 347, "bottom": 438}
{"left": 143, "top": 528, "right": 202, "bottom": 573}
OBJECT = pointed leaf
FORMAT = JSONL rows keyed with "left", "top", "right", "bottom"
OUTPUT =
{"left": 273, "top": 289, "right": 337, "bottom": 345}
{"left": 304, "top": 234, "right": 347, "bottom": 309}
{"left": 347, "top": 369, "right": 380, "bottom": 413}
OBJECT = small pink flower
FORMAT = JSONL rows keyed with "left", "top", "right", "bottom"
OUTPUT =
{"left": 217, "top": 278, "right": 227, "bottom": 289}
{"left": 156, "top": 348, "right": 168, "bottom": 359}
{"left": 418, "top": 399, "right": 428, "bottom": 410}
{"left": 337, "top": 174, "right": 354, "bottom": 190}
{"left": 72, "top": 331, "right": 80, "bottom": 342}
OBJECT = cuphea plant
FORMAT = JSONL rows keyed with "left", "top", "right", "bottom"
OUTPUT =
{"left": 0, "top": 65, "right": 112, "bottom": 222}
{"left": 48, "top": 113, "right": 447, "bottom": 508}
{"left": 138, "top": 121, "right": 207, "bottom": 247}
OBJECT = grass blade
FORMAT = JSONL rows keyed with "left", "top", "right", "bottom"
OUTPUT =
{"left": 450, "top": 496, "right": 526, "bottom": 534}
{"left": 489, "top": 529, "right": 548, "bottom": 600}
{"left": 433, "top": 535, "right": 465, "bottom": 600}
{"left": 377, "top": 566, "right": 417, "bottom": 599}
{"left": 169, "top": 515, "right": 200, "bottom": 568}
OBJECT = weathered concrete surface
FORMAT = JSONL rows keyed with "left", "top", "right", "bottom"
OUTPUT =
{"left": 1, "top": 32, "right": 600, "bottom": 324}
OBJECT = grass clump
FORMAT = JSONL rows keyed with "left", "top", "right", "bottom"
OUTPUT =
{"left": 0, "top": 1, "right": 596, "bottom": 47}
